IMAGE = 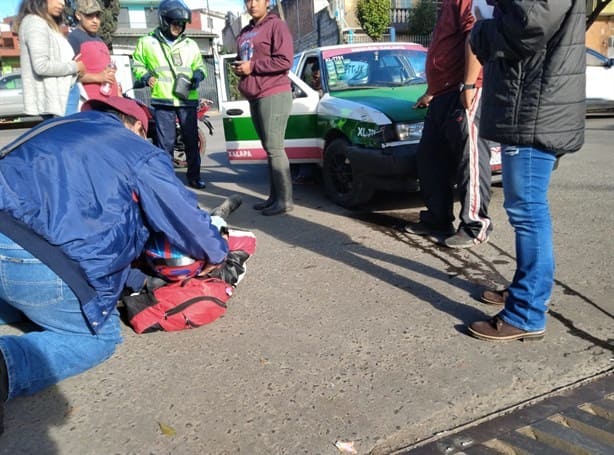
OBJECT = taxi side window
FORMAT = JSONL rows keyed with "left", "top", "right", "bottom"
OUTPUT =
{"left": 0, "top": 75, "right": 22, "bottom": 90}
{"left": 302, "top": 58, "right": 318, "bottom": 87}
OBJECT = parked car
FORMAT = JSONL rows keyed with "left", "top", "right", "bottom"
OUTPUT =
{"left": 220, "top": 42, "right": 501, "bottom": 207}
{"left": 586, "top": 47, "right": 614, "bottom": 114}
{"left": 0, "top": 71, "right": 25, "bottom": 119}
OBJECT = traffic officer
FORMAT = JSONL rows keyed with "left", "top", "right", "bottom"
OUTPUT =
{"left": 132, "top": 0, "right": 207, "bottom": 189}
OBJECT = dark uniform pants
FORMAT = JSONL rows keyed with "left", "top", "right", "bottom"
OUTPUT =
{"left": 154, "top": 105, "right": 201, "bottom": 182}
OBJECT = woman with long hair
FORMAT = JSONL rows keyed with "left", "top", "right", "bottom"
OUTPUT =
{"left": 16, "top": 0, "right": 85, "bottom": 117}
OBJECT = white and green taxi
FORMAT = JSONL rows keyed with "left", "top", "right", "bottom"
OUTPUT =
{"left": 221, "top": 42, "right": 430, "bottom": 207}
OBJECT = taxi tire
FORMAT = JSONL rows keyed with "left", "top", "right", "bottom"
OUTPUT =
{"left": 323, "top": 138, "right": 373, "bottom": 208}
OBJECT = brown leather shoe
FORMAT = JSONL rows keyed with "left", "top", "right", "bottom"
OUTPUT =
{"left": 480, "top": 288, "right": 508, "bottom": 305}
{"left": 468, "top": 315, "right": 545, "bottom": 342}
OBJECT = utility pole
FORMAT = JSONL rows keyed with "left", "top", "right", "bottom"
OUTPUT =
{"left": 206, "top": 0, "right": 211, "bottom": 31}
{"left": 276, "top": 0, "right": 286, "bottom": 21}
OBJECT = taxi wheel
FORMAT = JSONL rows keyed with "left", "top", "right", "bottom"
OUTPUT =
{"left": 323, "top": 138, "right": 373, "bottom": 208}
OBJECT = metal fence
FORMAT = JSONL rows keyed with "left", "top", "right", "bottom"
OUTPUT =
{"left": 342, "top": 29, "right": 432, "bottom": 47}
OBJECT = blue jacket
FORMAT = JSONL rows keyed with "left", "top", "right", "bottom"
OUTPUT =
{"left": 0, "top": 111, "right": 228, "bottom": 331}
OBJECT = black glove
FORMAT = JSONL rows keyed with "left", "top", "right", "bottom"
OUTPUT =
{"left": 191, "top": 69, "right": 205, "bottom": 90}
{"left": 208, "top": 250, "right": 250, "bottom": 286}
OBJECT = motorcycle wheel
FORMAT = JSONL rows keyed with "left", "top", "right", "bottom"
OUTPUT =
{"left": 172, "top": 121, "right": 208, "bottom": 167}
{"left": 197, "top": 120, "right": 208, "bottom": 162}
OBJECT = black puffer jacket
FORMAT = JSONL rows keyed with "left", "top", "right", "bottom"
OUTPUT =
{"left": 470, "top": 0, "right": 585, "bottom": 155}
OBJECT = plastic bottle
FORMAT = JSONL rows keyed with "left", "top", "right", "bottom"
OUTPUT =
{"left": 99, "top": 61, "right": 117, "bottom": 96}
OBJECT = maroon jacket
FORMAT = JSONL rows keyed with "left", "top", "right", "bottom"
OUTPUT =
{"left": 236, "top": 13, "right": 293, "bottom": 100}
{"left": 425, "top": 0, "right": 482, "bottom": 97}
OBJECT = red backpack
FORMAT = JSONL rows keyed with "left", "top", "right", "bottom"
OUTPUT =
{"left": 123, "top": 276, "right": 233, "bottom": 333}
{"left": 123, "top": 229, "right": 256, "bottom": 334}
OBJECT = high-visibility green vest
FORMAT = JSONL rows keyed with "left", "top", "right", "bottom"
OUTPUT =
{"left": 132, "top": 28, "right": 206, "bottom": 107}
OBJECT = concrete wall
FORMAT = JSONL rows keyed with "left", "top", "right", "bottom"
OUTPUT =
{"left": 273, "top": 0, "right": 341, "bottom": 53}
{"left": 587, "top": 15, "right": 614, "bottom": 57}
{"left": 294, "top": 6, "right": 341, "bottom": 51}
{"left": 283, "top": 0, "right": 316, "bottom": 40}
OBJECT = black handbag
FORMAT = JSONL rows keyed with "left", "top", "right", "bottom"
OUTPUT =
{"left": 157, "top": 38, "right": 192, "bottom": 100}
{"left": 172, "top": 73, "right": 192, "bottom": 100}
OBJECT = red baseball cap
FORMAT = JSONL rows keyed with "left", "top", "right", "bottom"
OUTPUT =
{"left": 81, "top": 96, "right": 152, "bottom": 134}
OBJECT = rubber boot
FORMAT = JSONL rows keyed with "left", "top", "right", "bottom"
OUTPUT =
{"left": 253, "top": 159, "right": 277, "bottom": 210}
{"left": 262, "top": 165, "right": 293, "bottom": 216}
{"left": 210, "top": 194, "right": 243, "bottom": 219}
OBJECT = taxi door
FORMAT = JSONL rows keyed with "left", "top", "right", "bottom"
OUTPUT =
{"left": 219, "top": 55, "right": 321, "bottom": 164}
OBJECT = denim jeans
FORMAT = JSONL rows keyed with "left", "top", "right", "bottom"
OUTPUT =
{"left": 499, "top": 146, "right": 557, "bottom": 331}
{"left": 64, "top": 83, "right": 81, "bottom": 115}
{"left": 0, "top": 233, "right": 122, "bottom": 399}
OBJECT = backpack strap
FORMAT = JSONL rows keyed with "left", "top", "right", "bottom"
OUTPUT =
{"left": 0, "top": 117, "right": 82, "bottom": 159}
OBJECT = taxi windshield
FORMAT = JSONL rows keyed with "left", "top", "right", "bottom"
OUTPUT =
{"left": 322, "top": 47, "right": 426, "bottom": 91}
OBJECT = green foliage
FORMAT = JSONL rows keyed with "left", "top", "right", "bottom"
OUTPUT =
{"left": 356, "top": 0, "right": 391, "bottom": 42}
{"left": 65, "top": 0, "right": 120, "bottom": 50}
{"left": 226, "top": 61, "right": 242, "bottom": 101}
{"left": 99, "top": 0, "right": 121, "bottom": 50}
{"left": 407, "top": 0, "right": 438, "bottom": 36}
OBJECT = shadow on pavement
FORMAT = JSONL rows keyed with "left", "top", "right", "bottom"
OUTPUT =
{"left": 0, "top": 323, "right": 66, "bottom": 454}
{"left": 199, "top": 154, "right": 503, "bottom": 328}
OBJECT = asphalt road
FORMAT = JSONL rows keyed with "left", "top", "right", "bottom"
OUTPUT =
{"left": 0, "top": 114, "right": 612, "bottom": 454}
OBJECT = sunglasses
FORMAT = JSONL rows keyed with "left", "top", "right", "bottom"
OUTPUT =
{"left": 170, "top": 20, "right": 186, "bottom": 27}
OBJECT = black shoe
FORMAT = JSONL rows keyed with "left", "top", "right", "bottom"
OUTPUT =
{"left": 188, "top": 179, "right": 206, "bottom": 189}
{"left": 402, "top": 220, "right": 455, "bottom": 237}
{"left": 443, "top": 230, "right": 489, "bottom": 248}
{"left": 211, "top": 194, "right": 243, "bottom": 219}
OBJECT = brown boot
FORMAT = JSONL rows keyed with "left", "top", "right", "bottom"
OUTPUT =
{"left": 480, "top": 288, "right": 508, "bottom": 305}
{"left": 468, "top": 315, "right": 545, "bottom": 342}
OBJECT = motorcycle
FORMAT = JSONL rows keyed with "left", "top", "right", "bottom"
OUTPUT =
{"left": 124, "top": 88, "right": 214, "bottom": 167}
{"left": 172, "top": 98, "right": 214, "bottom": 168}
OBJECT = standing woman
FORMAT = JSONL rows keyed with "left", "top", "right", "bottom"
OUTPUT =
{"left": 233, "top": 0, "right": 294, "bottom": 216}
{"left": 16, "top": 0, "right": 85, "bottom": 118}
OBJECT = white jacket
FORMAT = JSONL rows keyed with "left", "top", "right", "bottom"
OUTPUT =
{"left": 19, "top": 15, "right": 78, "bottom": 116}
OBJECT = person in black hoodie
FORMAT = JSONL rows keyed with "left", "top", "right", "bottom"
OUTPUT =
{"left": 467, "top": 0, "right": 585, "bottom": 341}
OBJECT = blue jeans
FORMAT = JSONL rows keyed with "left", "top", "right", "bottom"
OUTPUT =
{"left": 499, "top": 146, "right": 557, "bottom": 331}
{"left": 0, "top": 233, "right": 122, "bottom": 399}
{"left": 65, "top": 83, "right": 80, "bottom": 115}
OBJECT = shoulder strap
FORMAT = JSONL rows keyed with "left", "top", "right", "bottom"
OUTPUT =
{"left": 0, "top": 117, "right": 82, "bottom": 159}
{"left": 155, "top": 36, "right": 178, "bottom": 79}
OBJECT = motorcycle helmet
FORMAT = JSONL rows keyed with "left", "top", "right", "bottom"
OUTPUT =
{"left": 158, "top": 0, "right": 191, "bottom": 39}
{"left": 143, "top": 233, "right": 204, "bottom": 282}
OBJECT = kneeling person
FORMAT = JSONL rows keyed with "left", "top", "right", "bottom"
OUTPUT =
{"left": 0, "top": 97, "right": 228, "bottom": 434}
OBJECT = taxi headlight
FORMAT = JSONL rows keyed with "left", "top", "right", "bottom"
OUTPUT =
{"left": 395, "top": 122, "right": 424, "bottom": 141}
